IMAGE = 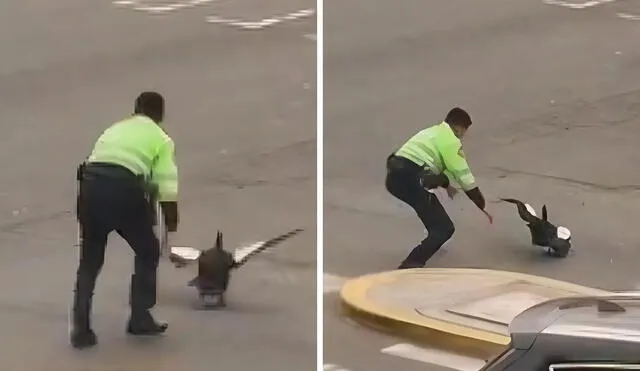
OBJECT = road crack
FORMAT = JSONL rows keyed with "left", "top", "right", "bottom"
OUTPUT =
{"left": 0, "top": 210, "right": 72, "bottom": 234}
{"left": 489, "top": 166, "right": 640, "bottom": 193}
{"left": 487, "top": 86, "right": 640, "bottom": 146}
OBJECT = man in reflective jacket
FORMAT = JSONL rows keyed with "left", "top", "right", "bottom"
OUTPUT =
{"left": 71, "top": 92, "right": 179, "bottom": 349}
{"left": 385, "top": 107, "right": 492, "bottom": 269}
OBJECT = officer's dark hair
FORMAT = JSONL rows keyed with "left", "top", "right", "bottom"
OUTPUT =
{"left": 445, "top": 107, "right": 472, "bottom": 128}
{"left": 134, "top": 91, "right": 165, "bottom": 123}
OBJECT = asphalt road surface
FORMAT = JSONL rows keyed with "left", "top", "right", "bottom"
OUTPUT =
{"left": 324, "top": 0, "right": 640, "bottom": 370}
{"left": 0, "top": 1, "right": 315, "bottom": 370}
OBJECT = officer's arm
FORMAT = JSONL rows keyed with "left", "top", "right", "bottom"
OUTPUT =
{"left": 441, "top": 144, "right": 486, "bottom": 210}
{"left": 152, "top": 137, "right": 179, "bottom": 232}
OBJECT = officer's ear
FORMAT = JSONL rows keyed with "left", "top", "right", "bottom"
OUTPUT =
{"left": 450, "top": 125, "right": 459, "bottom": 137}
{"left": 452, "top": 125, "right": 467, "bottom": 139}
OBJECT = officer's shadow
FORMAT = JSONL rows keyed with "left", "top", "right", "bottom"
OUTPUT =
{"left": 428, "top": 236, "right": 573, "bottom": 270}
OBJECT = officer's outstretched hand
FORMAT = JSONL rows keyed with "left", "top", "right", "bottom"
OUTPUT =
{"left": 482, "top": 209, "right": 494, "bottom": 225}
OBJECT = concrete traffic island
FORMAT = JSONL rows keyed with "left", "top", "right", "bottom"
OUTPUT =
{"left": 339, "top": 268, "right": 610, "bottom": 359}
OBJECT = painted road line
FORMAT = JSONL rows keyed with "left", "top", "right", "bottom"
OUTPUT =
{"left": 381, "top": 343, "right": 486, "bottom": 371}
{"left": 324, "top": 273, "right": 347, "bottom": 294}
{"left": 206, "top": 8, "right": 316, "bottom": 30}
{"left": 134, "top": 0, "right": 216, "bottom": 13}
{"left": 618, "top": 12, "right": 640, "bottom": 21}
{"left": 543, "top": 0, "right": 618, "bottom": 9}
{"left": 323, "top": 364, "right": 352, "bottom": 371}
{"left": 113, "top": 0, "right": 216, "bottom": 13}
{"left": 304, "top": 34, "right": 317, "bottom": 41}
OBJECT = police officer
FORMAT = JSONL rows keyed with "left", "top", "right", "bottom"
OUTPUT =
{"left": 385, "top": 107, "right": 492, "bottom": 269}
{"left": 71, "top": 91, "right": 179, "bottom": 349}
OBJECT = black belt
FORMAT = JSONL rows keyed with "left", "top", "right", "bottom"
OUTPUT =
{"left": 79, "top": 162, "right": 141, "bottom": 182}
{"left": 79, "top": 162, "right": 159, "bottom": 194}
{"left": 387, "top": 154, "right": 424, "bottom": 174}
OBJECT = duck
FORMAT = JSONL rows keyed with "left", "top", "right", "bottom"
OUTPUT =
{"left": 501, "top": 198, "right": 571, "bottom": 258}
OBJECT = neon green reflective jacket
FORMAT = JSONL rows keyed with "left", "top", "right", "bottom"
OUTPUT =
{"left": 87, "top": 115, "right": 179, "bottom": 202}
{"left": 394, "top": 121, "right": 476, "bottom": 191}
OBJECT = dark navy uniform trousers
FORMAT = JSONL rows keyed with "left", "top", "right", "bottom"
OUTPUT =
{"left": 74, "top": 163, "right": 160, "bottom": 328}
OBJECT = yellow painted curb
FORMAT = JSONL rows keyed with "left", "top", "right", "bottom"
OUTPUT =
{"left": 339, "top": 268, "right": 610, "bottom": 358}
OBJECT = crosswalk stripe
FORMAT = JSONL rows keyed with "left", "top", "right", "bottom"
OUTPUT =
{"left": 323, "top": 273, "right": 347, "bottom": 294}
{"left": 323, "top": 364, "right": 351, "bottom": 371}
{"left": 381, "top": 343, "right": 486, "bottom": 371}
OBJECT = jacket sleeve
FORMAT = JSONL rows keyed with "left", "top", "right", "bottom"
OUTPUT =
{"left": 440, "top": 143, "right": 476, "bottom": 192}
{"left": 151, "top": 136, "right": 179, "bottom": 202}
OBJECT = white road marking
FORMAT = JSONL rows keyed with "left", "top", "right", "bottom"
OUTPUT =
{"left": 324, "top": 364, "right": 351, "bottom": 371}
{"left": 113, "top": 1, "right": 315, "bottom": 29}
{"left": 542, "top": 0, "right": 618, "bottom": 9}
{"left": 113, "top": 0, "right": 216, "bottom": 13}
{"left": 304, "top": 33, "right": 317, "bottom": 41}
{"left": 323, "top": 273, "right": 347, "bottom": 294}
{"left": 381, "top": 343, "right": 486, "bottom": 371}
{"left": 138, "top": 5, "right": 174, "bottom": 12}
{"left": 544, "top": 0, "right": 640, "bottom": 23}
{"left": 206, "top": 8, "right": 315, "bottom": 30}
{"left": 618, "top": 12, "right": 640, "bottom": 21}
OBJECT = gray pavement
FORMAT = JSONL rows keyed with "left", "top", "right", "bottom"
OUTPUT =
{"left": 0, "top": 1, "right": 315, "bottom": 370}
{"left": 324, "top": 293, "right": 449, "bottom": 371}
{"left": 324, "top": 0, "right": 640, "bottom": 370}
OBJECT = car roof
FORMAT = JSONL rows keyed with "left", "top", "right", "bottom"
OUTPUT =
{"left": 509, "top": 293, "right": 640, "bottom": 350}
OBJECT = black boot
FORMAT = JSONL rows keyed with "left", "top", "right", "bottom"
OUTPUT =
{"left": 70, "top": 322, "right": 97, "bottom": 349}
{"left": 397, "top": 261, "right": 424, "bottom": 269}
{"left": 398, "top": 237, "right": 445, "bottom": 270}
{"left": 126, "top": 309, "right": 168, "bottom": 335}
{"left": 127, "top": 273, "right": 167, "bottom": 336}
{"left": 70, "top": 279, "right": 98, "bottom": 349}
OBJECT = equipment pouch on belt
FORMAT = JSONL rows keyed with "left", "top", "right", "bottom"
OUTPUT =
{"left": 418, "top": 168, "right": 449, "bottom": 190}
{"left": 387, "top": 154, "right": 449, "bottom": 190}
